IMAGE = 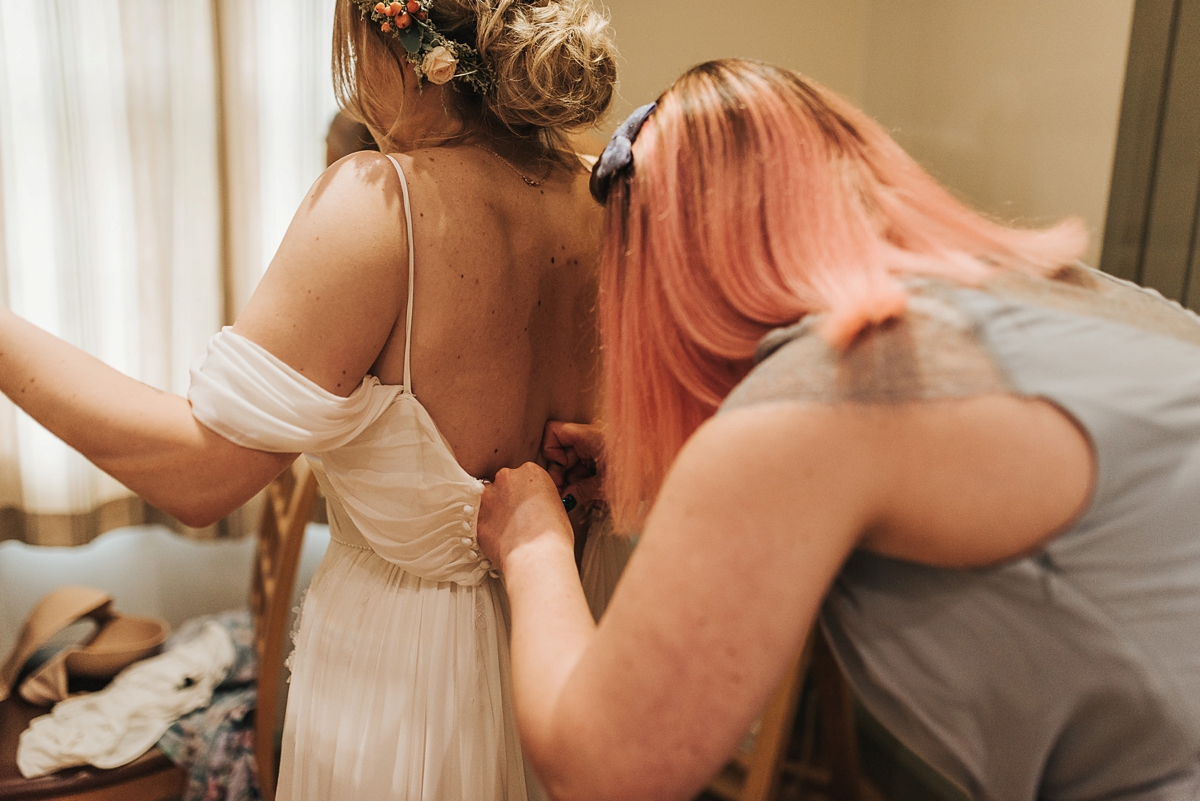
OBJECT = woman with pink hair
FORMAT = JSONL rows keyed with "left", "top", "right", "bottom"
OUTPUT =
{"left": 477, "top": 59, "right": 1200, "bottom": 800}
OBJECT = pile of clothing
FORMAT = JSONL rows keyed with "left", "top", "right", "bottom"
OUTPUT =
{"left": 4, "top": 589, "right": 262, "bottom": 801}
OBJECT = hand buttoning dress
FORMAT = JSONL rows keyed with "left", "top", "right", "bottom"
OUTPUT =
{"left": 188, "top": 155, "right": 631, "bottom": 801}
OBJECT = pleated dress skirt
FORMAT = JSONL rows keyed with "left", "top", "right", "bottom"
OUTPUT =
{"left": 276, "top": 537, "right": 538, "bottom": 801}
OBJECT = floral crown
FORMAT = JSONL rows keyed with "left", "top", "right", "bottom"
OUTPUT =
{"left": 355, "top": 0, "right": 495, "bottom": 94}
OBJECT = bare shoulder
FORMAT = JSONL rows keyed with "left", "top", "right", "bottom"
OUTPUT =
{"left": 641, "top": 402, "right": 882, "bottom": 592}
{"left": 656, "top": 403, "right": 887, "bottom": 554}
{"left": 307, "top": 150, "right": 411, "bottom": 233}
{"left": 231, "top": 151, "right": 411, "bottom": 396}
{"left": 862, "top": 393, "right": 1095, "bottom": 567}
{"left": 690, "top": 392, "right": 1094, "bottom": 569}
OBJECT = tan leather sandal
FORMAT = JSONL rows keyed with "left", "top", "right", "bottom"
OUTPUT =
{"left": 0, "top": 586, "right": 169, "bottom": 706}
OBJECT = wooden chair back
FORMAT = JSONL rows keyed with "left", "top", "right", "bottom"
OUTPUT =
{"left": 708, "top": 629, "right": 870, "bottom": 801}
{"left": 250, "top": 460, "right": 319, "bottom": 801}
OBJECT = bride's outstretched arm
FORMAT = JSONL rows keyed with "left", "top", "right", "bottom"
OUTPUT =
{"left": 0, "top": 308, "right": 293, "bottom": 525}
{"left": 0, "top": 151, "right": 411, "bottom": 526}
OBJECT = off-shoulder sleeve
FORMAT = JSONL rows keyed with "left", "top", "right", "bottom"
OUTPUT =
{"left": 187, "top": 328, "right": 402, "bottom": 453}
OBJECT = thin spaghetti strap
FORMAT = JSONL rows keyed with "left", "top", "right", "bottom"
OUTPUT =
{"left": 385, "top": 154, "right": 416, "bottom": 393}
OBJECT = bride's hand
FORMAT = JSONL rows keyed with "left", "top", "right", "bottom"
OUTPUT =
{"left": 478, "top": 463, "right": 574, "bottom": 573}
{"left": 542, "top": 421, "right": 605, "bottom": 509}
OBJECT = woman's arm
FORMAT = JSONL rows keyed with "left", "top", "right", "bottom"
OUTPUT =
{"left": 0, "top": 309, "right": 293, "bottom": 525}
{"left": 482, "top": 394, "right": 1093, "bottom": 801}
{"left": 482, "top": 403, "right": 882, "bottom": 801}
{"left": 0, "top": 151, "right": 410, "bottom": 525}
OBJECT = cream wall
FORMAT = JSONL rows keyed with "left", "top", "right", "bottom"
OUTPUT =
{"left": 602, "top": 0, "right": 872, "bottom": 115}
{"left": 601, "top": 0, "right": 1136, "bottom": 266}
{"left": 861, "top": 2, "right": 1135, "bottom": 266}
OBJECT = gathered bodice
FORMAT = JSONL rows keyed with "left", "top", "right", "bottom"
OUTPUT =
{"left": 189, "top": 330, "right": 491, "bottom": 585}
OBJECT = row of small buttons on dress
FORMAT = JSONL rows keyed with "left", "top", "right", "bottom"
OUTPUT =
{"left": 458, "top": 481, "right": 499, "bottom": 578}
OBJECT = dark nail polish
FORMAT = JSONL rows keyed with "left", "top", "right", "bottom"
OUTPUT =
{"left": 562, "top": 494, "right": 577, "bottom": 512}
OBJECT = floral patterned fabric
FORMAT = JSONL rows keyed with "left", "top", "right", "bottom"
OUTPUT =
{"left": 157, "top": 610, "right": 261, "bottom": 801}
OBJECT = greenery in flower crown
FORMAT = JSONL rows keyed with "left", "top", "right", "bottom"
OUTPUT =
{"left": 355, "top": 0, "right": 495, "bottom": 95}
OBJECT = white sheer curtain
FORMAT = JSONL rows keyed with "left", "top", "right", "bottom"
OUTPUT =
{"left": 0, "top": 0, "right": 337, "bottom": 545}
{"left": 217, "top": 0, "right": 338, "bottom": 317}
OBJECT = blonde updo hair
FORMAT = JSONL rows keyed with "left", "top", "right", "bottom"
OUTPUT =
{"left": 333, "top": 0, "right": 617, "bottom": 156}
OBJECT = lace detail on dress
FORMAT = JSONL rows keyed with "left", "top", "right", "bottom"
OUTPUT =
{"left": 284, "top": 589, "right": 308, "bottom": 684}
{"left": 729, "top": 265, "right": 1200, "bottom": 416}
{"left": 726, "top": 280, "right": 1012, "bottom": 412}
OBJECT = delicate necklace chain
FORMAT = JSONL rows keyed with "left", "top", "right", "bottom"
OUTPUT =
{"left": 468, "top": 144, "right": 553, "bottom": 187}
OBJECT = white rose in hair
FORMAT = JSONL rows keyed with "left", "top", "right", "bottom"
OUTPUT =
{"left": 422, "top": 46, "right": 458, "bottom": 85}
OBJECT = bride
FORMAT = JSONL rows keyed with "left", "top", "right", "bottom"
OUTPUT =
{"left": 0, "top": 1, "right": 618, "bottom": 798}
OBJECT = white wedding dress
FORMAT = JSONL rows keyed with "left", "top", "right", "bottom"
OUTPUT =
{"left": 187, "top": 155, "right": 632, "bottom": 800}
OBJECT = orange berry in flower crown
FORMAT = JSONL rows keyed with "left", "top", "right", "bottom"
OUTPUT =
{"left": 381, "top": 21, "right": 392, "bottom": 31}
{"left": 374, "top": 2, "right": 386, "bottom": 13}
{"left": 389, "top": 2, "right": 402, "bottom": 15}
{"left": 407, "top": 1, "right": 420, "bottom": 12}
{"left": 397, "top": 12, "right": 411, "bottom": 27}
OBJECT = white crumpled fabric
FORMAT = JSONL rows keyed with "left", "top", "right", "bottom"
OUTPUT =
{"left": 17, "top": 620, "right": 234, "bottom": 777}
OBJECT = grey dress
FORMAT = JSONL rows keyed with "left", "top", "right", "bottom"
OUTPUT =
{"left": 721, "top": 265, "right": 1200, "bottom": 801}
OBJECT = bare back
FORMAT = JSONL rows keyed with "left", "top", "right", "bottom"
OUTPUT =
{"left": 372, "top": 148, "right": 601, "bottom": 478}
{"left": 233, "top": 146, "right": 601, "bottom": 481}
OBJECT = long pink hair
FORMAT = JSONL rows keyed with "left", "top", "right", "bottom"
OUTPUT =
{"left": 601, "top": 59, "right": 1087, "bottom": 532}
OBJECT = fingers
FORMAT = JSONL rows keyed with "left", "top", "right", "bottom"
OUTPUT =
{"left": 478, "top": 462, "right": 576, "bottom": 571}
{"left": 542, "top": 421, "right": 606, "bottom": 506}
{"left": 542, "top": 421, "right": 604, "bottom": 467}
{"left": 542, "top": 423, "right": 581, "bottom": 470}
{"left": 547, "top": 461, "right": 568, "bottom": 491}
{"left": 492, "top": 461, "right": 556, "bottom": 494}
